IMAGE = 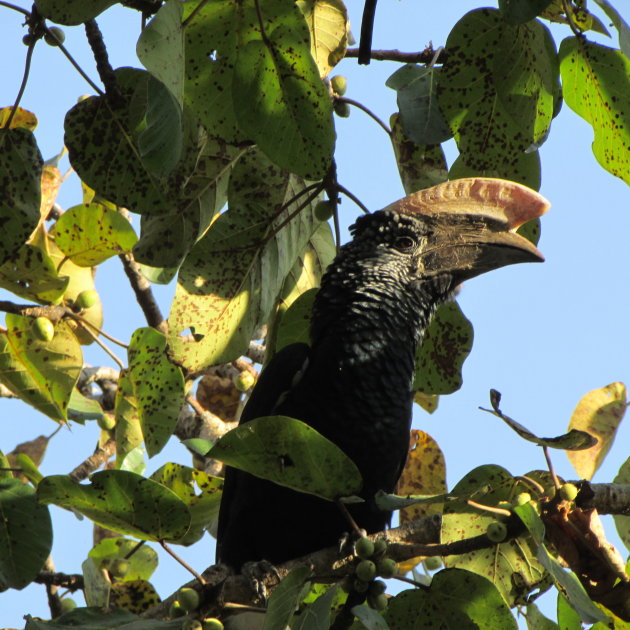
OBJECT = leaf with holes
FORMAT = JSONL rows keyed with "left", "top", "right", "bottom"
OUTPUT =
{"left": 559, "top": 38, "right": 630, "bottom": 185}
{"left": 0, "top": 129, "right": 42, "bottom": 266}
{"left": 413, "top": 301, "right": 473, "bottom": 395}
{"left": 566, "top": 382, "right": 627, "bottom": 480}
{"left": 233, "top": 0, "right": 334, "bottom": 178}
{"left": 297, "top": 0, "right": 349, "bottom": 77}
{"left": 442, "top": 465, "right": 547, "bottom": 606}
{"left": 0, "top": 315, "right": 82, "bottom": 421}
{"left": 150, "top": 463, "right": 223, "bottom": 543}
{"left": 53, "top": 204, "right": 137, "bottom": 267}
{"left": 127, "top": 328, "right": 185, "bottom": 458}
{"left": 210, "top": 416, "right": 362, "bottom": 500}
{"left": 0, "top": 478, "right": 52, "bottom": 590}
{"left": 37, "top": 470, "right": 191, "bottom": 541}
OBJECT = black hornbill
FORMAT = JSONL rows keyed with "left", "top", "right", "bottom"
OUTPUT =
{"left": 216, "top": 178, "right": 549, "bottom": 570}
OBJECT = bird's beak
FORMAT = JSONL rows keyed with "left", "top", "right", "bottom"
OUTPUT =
{"left": 383, "top": 178, "right": 550, "bottom": 284}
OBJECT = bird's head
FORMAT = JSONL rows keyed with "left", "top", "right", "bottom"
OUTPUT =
{"left": 345, "top": 177, "right": 548, "bottom": 294}
{"left": 313, "top": 178, "right": 549, "bottom": 343}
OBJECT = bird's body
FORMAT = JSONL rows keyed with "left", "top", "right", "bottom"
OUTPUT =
{"left": 216, "top": 179, "right": 549, "bottom": 570}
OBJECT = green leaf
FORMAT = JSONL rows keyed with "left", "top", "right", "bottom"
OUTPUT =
{"left": 294, "top": 584, "right": 342, "bottom": 630}
{"left": 53, "top": 204, "right": 138, "bottom": 266}
{"left": 389, "top": 114, "right": 448, "bottom": 195}
{"left": 413, "top": 301, "right": 473, "bottom": 395}
{"left": 88, "top": 537, "right": 159, "bottom": 582}
{"left": 133, "top": 135, "right": 244, "bottom": 270}
{"left": 276, "top": 288, "right": 317, "bottom": 351}
{"left": 127, "top": 328, "right": 185, "bottom": 458}
{"left": 525, "top": 602, "right": 559, "bottom": 630}
{"left": 37, "top": 470, "right": 191, "bottom": 541}
{"left": 150, "top": 463, "right": 223, "bottom": 542}
{"left": 0, "top": 315, "right": 82, "bottom": 421}
{"left": 114, "top": 371, "right": 144, "bottom": 469}
{"left": 233, "top": 3, "right": 335, "bottom": 178}
{"left": 297, "top": 0, "right": 348, "bottom": 77}
{"left": 386, "top": 64, "right": 452, "bottom": 145}
{"left": 0, "top": 129, "right": 42, "bottom": 266}
{"left": 442, "top": 465, "right": 547, "bottom": 606}
{"left": 0, "top": 477, "right": 52, "bottom": 590}
{"left": 183, "top": 0, "right": 245, "bottom": 143}
{"left": 68, "top": 389, "right": 104, "bottom": 423}
{"left": 384, "top": 569, "right": 517, "bottom": 629}
{"left": 137, "top": 0, "right": 185, "bottom": 108}
{"left": 514, "top": 502, "right": 610, "bottom": 625}
{"left": 613, "top": 456, "right": 630, "bottom": 552}
{"left": 0, "top": 243, "right": 69, "bottom": 304}
{"left": 481, "top": 389, "right": 599, "bottom": 450}
{"left": 137, "top": 75, "right": 183, "bottom": 178}
{"left": 263, "top": 566, "right": 312, "bottom": 630}
{"left": 592, "top": 0, "right": 630, "bottom": 58}
{"left": 438, "top": 9, "right": 558, "bottom": 182}
{"left": 168, "top": 149, "right": 326, "bottom": 371}
{"left": 557, "top": 593, "right": 583, "bottom": 630}
{"left": 559, "top": 38, "right": 630, "bottom": 185}
{"left": 351, "top": 604, "right": 390, "bottom": 630}
{"left": 34, "top": 0, "right": 117, "bottom": 25}
{"left": 82, "top": 556, "right": 111, "bottom": 608}
{"left": 210, "top": 416, "right": 362, "bottom": 500}
{"left": 566, "top": 382, "right": 627, "bottom": 479}
{"left": 499, "top": 0, "right": 554, "bottom": 24}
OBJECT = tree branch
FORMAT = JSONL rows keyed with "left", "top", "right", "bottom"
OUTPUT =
{"left": 69, "top": 438, "right": 116, "bottom": 483}
{"left": 119, "top": 253, "right": 167, "bottom": 333}
{"left": 35, "top": 569, "right": 84, "bottom": 591}
{"left": 345, "top": 46, "right": 447, "bottom": 65}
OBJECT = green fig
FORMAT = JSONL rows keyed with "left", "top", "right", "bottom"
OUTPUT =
{"left": 486, "top": 522, "right": 508, "bottom": 543}
{"left": 45, "top": 26, "right": 65, "bottom": 46}
{"left": 75, "top": 289, "right": 99, "bottom": 309}
{"left": 32, "top": 317, "right": 55, "bottom": 342}
{"left": 330, "top": 75, "right": 347, "bottom": 95}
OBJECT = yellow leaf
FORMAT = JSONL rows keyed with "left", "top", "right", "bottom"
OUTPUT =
{"left": 0, "top": 106, "right": 37, "bottom": 131}
{"left": 566, "top": 382, "right": 627, "bottom": 480}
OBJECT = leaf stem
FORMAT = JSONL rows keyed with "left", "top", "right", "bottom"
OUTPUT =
{"left": 3, "top": 36, "right": 36, "bottom": 130}
{"left": 69, "top": 313, "right": 129, "bottom": 348}
{"left": 0, "top": 1, "right": 29, "bottom": 16}
{"left": 543, "top": 446, "right": 561, "bottom": 490}
{"left": 336, "top": 183, "right": 370, "bottom": 214}
{"left": 336, "top": 96, "right": 391, "bottom": 136}
{"left": 76, "top": 322, "right": 126, "bottom": 370}
{"left": 160, "top": 541, "right": 206, "bottom": 585}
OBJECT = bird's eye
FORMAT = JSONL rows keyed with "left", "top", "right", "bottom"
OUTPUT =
{"left": 395, "top": 235, "right": 416, "bottom": 251}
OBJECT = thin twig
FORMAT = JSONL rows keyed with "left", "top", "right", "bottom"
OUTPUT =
{"left": 561, "top": 0, "right": 585, "bottom": 37}
{"left": 160, "top": 541, "right": 206, "bottom": 585}
{"left": 336, "top": 499, "right": 364, "bottom": 537}
{"left": 345, "top": 47, "right": 446, "bottom": 64}
{"left": 466, "top": 499, "right": 512, "bottom": 517}
{"left": 3, "top": 36, "right": 36, "bottom": 130}
{"left": 336, "top": 96, "right": 391, "bottom": 136}
{"left": 336, "top": 183, "right": 370, "bottom": 215}
{"left": 124, "top": 540, "right": 146, "bottom": 560}
{"left": 69, "top": 438, "right": 116, "bottom": 482}
{"left": 119, "top": 253, "right": 166, "bottom": 332}
{"left": 543, "top": 446, "right": 561, "bottom": 490}
{"left": 53, "top": 39, "right": 104, "bottom": 95}
{"left": 0, "top": 1, "right": 30, "bottom": 16}
{"left": 69, "top": 312, "right": 129, "bottom": 348}
{"left": 78, "top": 323, "right": 126, "bottom": 370}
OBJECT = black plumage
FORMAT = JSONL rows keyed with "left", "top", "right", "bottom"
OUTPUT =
{"left": 216, "top": 178, "right": 548, "bottom": 570}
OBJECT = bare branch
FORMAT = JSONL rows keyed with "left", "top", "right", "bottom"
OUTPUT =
{"left": 119, "top": 253, "right": 167, "bottom": 332}
{"left": 345, "top": 46, "right": 446, "bottom": 64}
{"left": 69, "top": 438, "right": 116, "bottom": 483}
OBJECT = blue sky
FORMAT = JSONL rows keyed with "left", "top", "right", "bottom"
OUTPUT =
{"left": 1, "top": 0, "right": 629, "bottom": 627}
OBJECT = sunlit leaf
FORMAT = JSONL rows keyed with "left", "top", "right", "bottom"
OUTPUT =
{"left": 88, "top": 537, "right": 159, "bottom": 582}
{"left": 37, "top": 470, "right": 191, "bottom": 541}
{"left": 209, "top": 416, "right": 362, "bottom": 500}
{"left": 559, "top": 38, "right": 630, "bottom": 185}
{"left": 0, "top": 106, "right": 37, "bottom": 131}
{"left": 613, "top": 456, "right": 630, "bottom": 552}
{"left": 53, "top": 204, "right": 137, "bottom": 266}
{"left": 442, "top": 465, "right": 546, "bottom": 606}
{"left": 566, "top": 382, "right": 627, "bottom": 480}
{"left": 297, "top": 0, "right": 348, "bottom": 77}
{"left": 592, "top": 0, "right": 630, "bottom": 58}
{"left": 0, "top": 478, "right": 52, "bottom": 590}
{"left": 127, "top": 328, "right": 185, "bottom": 458}
{"left": 114, "top": 371, "right": 143, "bottom": 469}
{"left": 0, "top": 315, "right": 82, "bottom": 421}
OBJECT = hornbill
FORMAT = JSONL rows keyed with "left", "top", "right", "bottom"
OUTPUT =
{"left": 216, "top": 178, "right": 549, "bottom": 570}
